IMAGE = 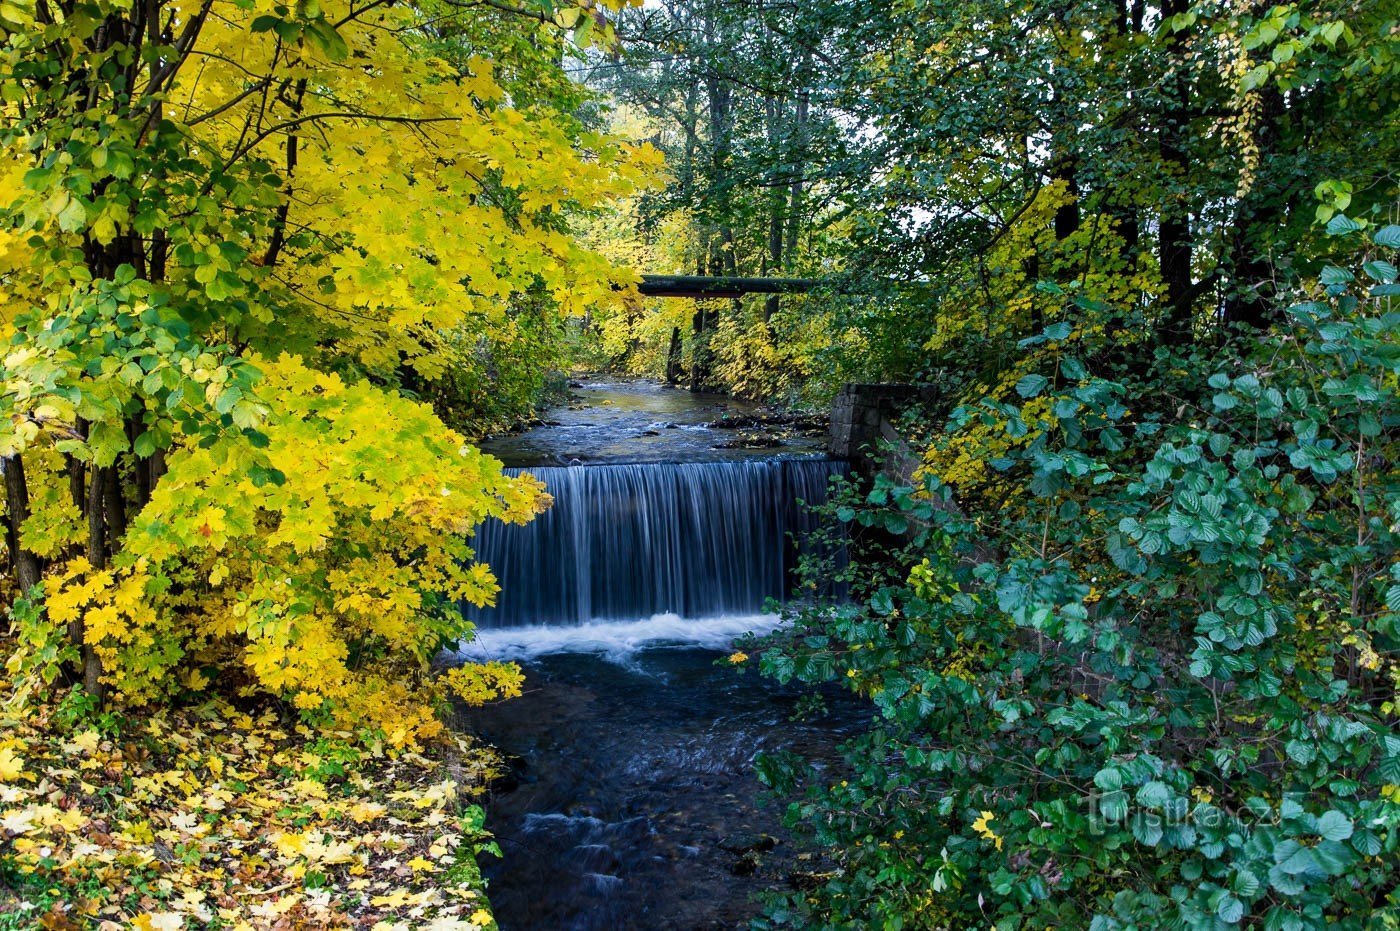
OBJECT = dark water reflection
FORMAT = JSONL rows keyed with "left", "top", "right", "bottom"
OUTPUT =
{"left": 457, "top": 647, "right": 864, "bottom": 931}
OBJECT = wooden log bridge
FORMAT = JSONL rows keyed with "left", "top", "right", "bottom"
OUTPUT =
{"left": 637, "top": 275, "right": 822, "bottom": 299}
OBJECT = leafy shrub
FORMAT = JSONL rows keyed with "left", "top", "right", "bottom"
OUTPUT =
{"left": 758, "top": 225, "right": 1400, "bottom": 928}
{"left": 7, "top": 354, "right": 543, "bottom": 745}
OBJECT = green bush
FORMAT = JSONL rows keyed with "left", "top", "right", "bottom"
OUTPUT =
{"left": 758, "top": 225, "right": 1400, "bottom": 929}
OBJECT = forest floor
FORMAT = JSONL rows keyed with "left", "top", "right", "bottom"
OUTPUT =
{"left": 0, "top": 671, "right": 503, "bottom": 931}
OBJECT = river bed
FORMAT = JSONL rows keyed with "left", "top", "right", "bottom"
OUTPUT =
{"left": 456, "top": 648, "right": 861, "bottom": 930}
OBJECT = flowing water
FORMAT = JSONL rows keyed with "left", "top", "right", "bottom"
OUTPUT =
{"left": 453, "top": 379, "right": 861, "bottom": 930}
{"left": 465, "top": 459, "right": 844, "bottom": 628}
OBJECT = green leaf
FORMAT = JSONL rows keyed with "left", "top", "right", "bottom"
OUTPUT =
{"left": 1016, "top": 374, "right": 1049, "bottom": 398}
{"left": 1373, "top": 224, "right": 1400, "bottom": 248}
{"left": 1315, "top": 810, "right": 1352, "bottom": 842}
{"left": 1273, "top": 840, "right": 1317, "bottom": 876}
{"left": 1232, "top": 869, "right": 1260, "bottom": 898}
{"left": 214, "top": 386, "right": 243, "bottom": 415}
{"left": 56, "top": 196, "right": 87, "bottom": 232}
{"left": 1217, "top": 895, "right": 1245, "bottom": 924}
{"left": 1240, "top": 63, "right": 1271, "bottom": 92}
{"left": 1284, "top": 739, "right": 1315, "bottom": 766}
{"left": 1325, "top": 214, "right": 1361, "bottom": 236}
{"left": 1362, "top": 260, "right": 1397, "bottom": 283}
{"left": 1094, "top": 768, "right": 1123, "bottom": 791}
{"left": 1136, "top": 780, "right": 1172, "bottom": 808}
{"left": 1310, "top": 839, "right": 1352, "bottom": 876}
{"left": 306, "top": 19, "right": 350, "bottom": 61}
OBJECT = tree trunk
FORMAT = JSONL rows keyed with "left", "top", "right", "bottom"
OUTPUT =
{"left": 665, "top": 326, "right": 684, "bottom": 385}
{"left": 67, "top": 456, "right": 85, "bottom": 511}
{"left": 79, "top": 466, "right": 109, "bottom": 700}
{"left": 103, "top": 464, "right": 127, "bottom": 553}
{"left": 785, "top": 51, "right": 811, "bottom": 267}
{"left": 764, "top": 95, "right": 785, "bottom": 322}
{"left": 1157, "top": 0, "right": 1196, "bottom": 345}
{"left": 1222, "top": 84, "right": 1285, "bottom": 330}
{"left": 689, "top": 237, "right": 714, "bottom": 391}
{"left": 2, "top": 455, "right": 43, "bottom": 593}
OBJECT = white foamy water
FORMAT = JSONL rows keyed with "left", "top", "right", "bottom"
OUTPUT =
{"left": 453, "top": 612, "right": 781, "bottom": 663}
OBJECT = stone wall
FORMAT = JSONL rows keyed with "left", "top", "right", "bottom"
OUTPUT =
{"left": 828, "top": 383, "right": 936, "bottom": 480}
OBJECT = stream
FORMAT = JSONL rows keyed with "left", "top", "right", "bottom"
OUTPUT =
{"left": 453, "top": 379, "right": 862, "bottom": 930}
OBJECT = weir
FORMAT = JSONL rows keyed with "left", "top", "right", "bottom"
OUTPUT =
{"left": 467, "top": 458, "right": 846, "bottom": 628}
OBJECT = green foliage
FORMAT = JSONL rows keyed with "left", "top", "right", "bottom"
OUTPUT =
{"left": 758, "top": 227, "right": 1400, "bottom": 928}
{"left": 0, "top": 0, "right": 655, "bottom": 740}
{"left": 587, "top": 0, "right": 1399, "bottom": 400}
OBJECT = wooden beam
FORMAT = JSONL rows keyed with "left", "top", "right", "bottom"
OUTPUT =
{"left": 637, "top": 274, "right": 821, "bottom": 299}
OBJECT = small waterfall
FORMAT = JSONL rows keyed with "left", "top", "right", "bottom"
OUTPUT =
{"left": 466, "top": 458, "right": 845, "bottom": 628}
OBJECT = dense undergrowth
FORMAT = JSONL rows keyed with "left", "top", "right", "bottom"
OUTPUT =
{"left": 752, "top": 230, "right": 1400, "bottom": 930}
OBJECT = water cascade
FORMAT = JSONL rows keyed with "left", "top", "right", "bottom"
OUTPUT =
{"left": 466, "top": 458, "right": 845, "bottom": 629}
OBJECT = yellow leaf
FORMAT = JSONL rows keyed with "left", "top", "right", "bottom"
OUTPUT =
{"left": 67, "top": 730, "right": 101, "bottom": 754}
{"left": 0, "top": 747, "right": 25, "bottom": 782}
{"left": 349, "top": 800, "right": 386, "bottom": 823}
{"left": 132, "top": 914, "right": 184, "bottom": 931}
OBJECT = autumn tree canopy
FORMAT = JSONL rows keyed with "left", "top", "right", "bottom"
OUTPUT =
{"left": 0, "top": 0, "right": 658, "bottom": 740}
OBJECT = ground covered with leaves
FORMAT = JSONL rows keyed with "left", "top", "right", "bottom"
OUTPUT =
{"left": 0, "top": 688, "right": 502, "bottom": 930}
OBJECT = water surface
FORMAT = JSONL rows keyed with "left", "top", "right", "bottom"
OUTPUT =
{"left": 457, "top": 647, "right": 861, "bottom": 931}
{"left": 457, "top": 379, "right": 858, "bottom": 930}
{"left": 481, "top": 377, "right": 826, "bottom": 466}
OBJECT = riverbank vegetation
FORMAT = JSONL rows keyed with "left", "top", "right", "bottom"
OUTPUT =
{"left": 1, "top": 0, "right": 654, "bottom": 923}
{"left": 587, "top": 1, "right": 1399, "bottom": 928}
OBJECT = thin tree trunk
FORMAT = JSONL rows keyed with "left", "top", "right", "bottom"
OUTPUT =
{"left": 690, "top": 235, "right": 712, "bottom": 391}
{"left": 764, "top": 95, "right": 785, "bottom": 322}
{"left": 785, "top": 52, "right": 811, "bottom": 266}
{"left": 665, "top": 326, "right": 684, "bottom": 385}
{"left": 80, "top": 466, "right": 109, "bottom": 699}
{"left": 103, "top": 465, "right": 127, "bottom": 552}
{"left": 1222, "top": 84, "right": 1285, "bottom": 330}
{"left": 67, "top": 456, "right": 85, "bottom": 511}
{"left": 1157, "top": 0, "right": 1195, "bottom": 345}
{"left": 2, "top": 455, "right": 43, "bottom": 592}
{"left": 127, "top": 418, "right": 152, "bottom": 508}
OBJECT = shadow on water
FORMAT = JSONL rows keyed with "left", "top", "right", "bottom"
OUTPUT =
{"left": 456, "top": 646, "right": 865, "bottom": 931}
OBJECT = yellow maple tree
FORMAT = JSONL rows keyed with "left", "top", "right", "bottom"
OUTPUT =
{"left": 0, "top": 0, "right": 658, "bottom": 740}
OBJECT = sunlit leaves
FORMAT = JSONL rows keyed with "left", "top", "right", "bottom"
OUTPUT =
{"left": 0, "top": 0, "right": 650, "bottom": 740}
{"left": 0, "top": 696, "right": 500, "bottom": 927}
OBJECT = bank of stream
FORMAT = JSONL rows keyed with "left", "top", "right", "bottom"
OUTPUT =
{"left": 451, "top": 379, "right": 864, "bottom": 930}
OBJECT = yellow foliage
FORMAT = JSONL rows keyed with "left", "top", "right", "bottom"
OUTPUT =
{"left": 441, "top": 662, "right": 526, "bottom": 707}
{"left": 0, "top": 691, "right": 501, "bottom": 926}
{"left": 0, "top": 0, "right": 660, "bottom": 744}
{"left": 971, "top": 810, "right": 1004, "bottom": 851}
{"left": 923, "top": 389, "right": 1060, "bottom": 491}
